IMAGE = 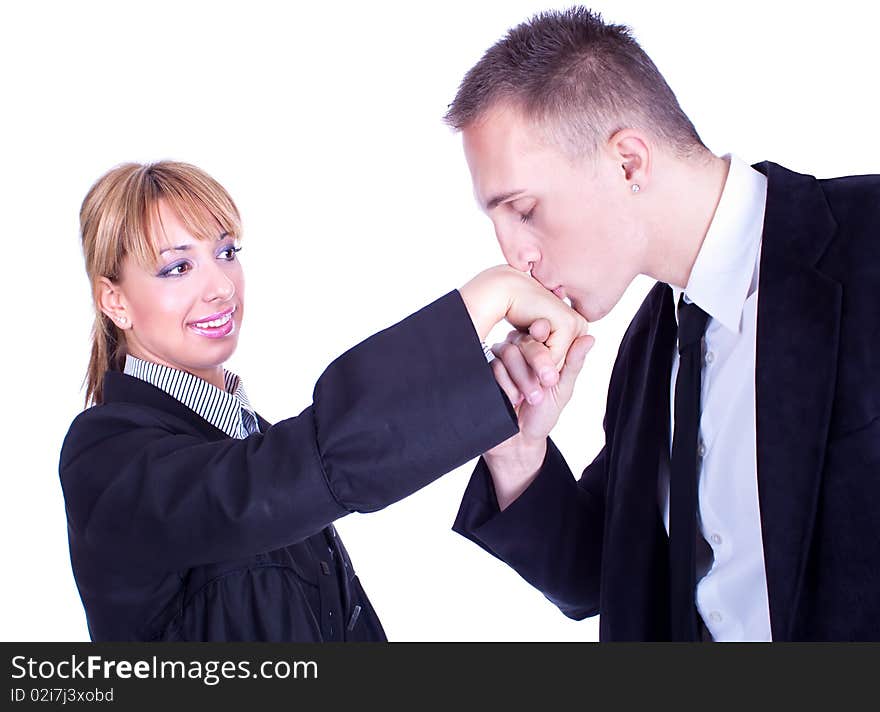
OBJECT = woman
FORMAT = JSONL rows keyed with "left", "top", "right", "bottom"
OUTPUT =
{"left": 60, "top": 161, "right": 587, "bottom": 641}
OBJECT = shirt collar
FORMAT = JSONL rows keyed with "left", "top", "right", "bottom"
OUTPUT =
{"left": 123, "top": 354, "right": 258, "bottom": 439}
{"left": 670, "top": 154, "right": 767, "bottom": 333}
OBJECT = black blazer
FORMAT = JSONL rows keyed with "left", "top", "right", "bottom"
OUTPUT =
{"left": 60, "top": 291, "right": 517, "bottom": 641}
{"left": 454, "top": 162, "right": 880, "bottom": 641}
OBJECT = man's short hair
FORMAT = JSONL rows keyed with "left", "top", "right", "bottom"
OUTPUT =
{"left": 444, "top": 6, "right": 705, "bottom": 157}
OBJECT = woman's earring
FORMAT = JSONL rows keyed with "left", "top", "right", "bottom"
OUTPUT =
{"left": 118, "top": 316, "right": 128, "bottom": 327}
{"left": 631, "top": 184, "right": 641, "bottom": 194}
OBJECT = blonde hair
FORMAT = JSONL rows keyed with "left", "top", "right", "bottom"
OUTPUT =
{"left": 79, "top": 161, "right": 242, "bottom": 406}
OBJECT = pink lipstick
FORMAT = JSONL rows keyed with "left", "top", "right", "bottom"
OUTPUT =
{"left": 188, "top": 306, "right": 236, "bottom": 339}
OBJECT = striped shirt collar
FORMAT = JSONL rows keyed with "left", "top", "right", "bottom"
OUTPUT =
{"left": 123, "top": 354, "right": 259, "bottom": 439}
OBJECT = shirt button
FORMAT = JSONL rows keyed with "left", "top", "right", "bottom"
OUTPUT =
{"left": 710, "top": 533, "right": 722, "bottom": 546}
{"left": 709, "top": 611, "right": 723, "bottom": 624}
{"left": 705, "top": 351, "right": 715, "bottom": 366}
{"left": 698, "top": 440, "right": 707, "bottom": 458}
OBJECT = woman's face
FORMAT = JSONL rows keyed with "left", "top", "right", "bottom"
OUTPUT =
{"left": 107, "top": 200, "right": 245, "bottom": 384}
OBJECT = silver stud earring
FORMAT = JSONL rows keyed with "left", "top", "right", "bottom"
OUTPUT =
{"left": 118, "top": 317, "right": 128, "bottom": 327}
{"left": 631, "top": 184, "right": 641, "bottom": 194}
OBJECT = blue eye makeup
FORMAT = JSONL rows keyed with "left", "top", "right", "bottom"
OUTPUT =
{"left": 155, "top": 243, "right": 240, "bottom": 277}
{"left": 157, "top": 260, "right": 192, "bottom": 278}
{"left": 218, "top": 245, "right": 242, "bottom": 260}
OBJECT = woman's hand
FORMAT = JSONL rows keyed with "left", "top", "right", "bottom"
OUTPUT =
{"left": 459, "top": 265, "right": 589, "bottom": 366}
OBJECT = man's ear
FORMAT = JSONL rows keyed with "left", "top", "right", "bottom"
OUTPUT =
{"left": 96, "top": 276, "right": 131, "bottom": 329}
{"left": 606, "top": 129, "right": 651, "bottom": 191}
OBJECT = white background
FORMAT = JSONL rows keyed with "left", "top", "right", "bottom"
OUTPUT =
{"left": 1, "top": 0, "right": 877, "bottom": 642}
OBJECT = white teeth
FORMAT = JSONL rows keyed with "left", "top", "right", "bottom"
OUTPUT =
{"left": 193, "top": 312, "right": 232, "bottom": 329}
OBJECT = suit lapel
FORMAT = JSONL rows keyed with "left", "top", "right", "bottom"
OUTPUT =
{"left": 103, "top": 370, "right": 231, "bottom": 441}
{"left": 256, "top": 413, "right": 273, "bottom": 432}
{"left": 105, "top": 370, "right": 275, "bottom": 440}
{"left": 752, "top": 162, "right": 842, "bottom": 640}
{"left": 602, "top": 284, "right": 677, "bottom": 640}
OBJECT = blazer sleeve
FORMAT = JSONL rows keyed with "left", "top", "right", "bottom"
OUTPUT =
{"left": 452, "top": 438, "right": 606, "bottom": 619}
{"left": 60, "top": 291, "right": 518, "bottom": 572}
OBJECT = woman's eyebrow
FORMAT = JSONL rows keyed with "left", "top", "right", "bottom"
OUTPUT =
{"left": 159, "top": 233, "right": 230, "bottom": 254}
{"left": 159, "top": 245, "right": 191, "bottom": 255}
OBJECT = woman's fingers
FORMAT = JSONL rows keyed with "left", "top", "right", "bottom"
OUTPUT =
{"left": 492, "top": 341, "right": 544, "bottom": 405}
{"left": 528, "top": 318, "right": 551, "bottom": 343}
{"left": 490, "top": 357, "right": 523, "bottom": 407}
{"left": 515, "top": 334, "right": 559, "bottom": 387}
{"left": 491, "top": 330, "right": 596, "bottom": 409}
{"left": 505, "top": 319, "right": 560, "bottom": 387}
{"left": 502, "top": 268, "right": 589, "bottom": 364}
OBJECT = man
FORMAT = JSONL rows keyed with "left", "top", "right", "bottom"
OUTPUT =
{"left": 446, "top": 7, "right": 880, "bottom": 641}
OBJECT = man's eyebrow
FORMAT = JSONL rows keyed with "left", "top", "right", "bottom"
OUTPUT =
{"left": 485, "top": 190, "right": 525, "bottom": 211}
{"left": 159, "top": 232, "right": 230, "bottom": 255}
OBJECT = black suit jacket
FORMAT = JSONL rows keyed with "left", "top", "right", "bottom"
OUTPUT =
{"left": 60, "top": 291, "right": 517, "bottom": 641}
{"left": 454, "top": 162, "right": 880, "bottom": 641}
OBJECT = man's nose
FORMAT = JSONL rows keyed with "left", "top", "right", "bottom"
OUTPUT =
{"left": 497, "top": 230, "right": 539, "bottom": 273}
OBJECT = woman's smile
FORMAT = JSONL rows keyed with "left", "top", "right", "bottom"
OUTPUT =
{"left": 188, "top": 306, "right": 236, "bottom": 338}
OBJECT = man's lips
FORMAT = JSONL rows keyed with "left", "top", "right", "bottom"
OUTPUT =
{"left": 551, "top": 286, "right": 567, "bottom": 300}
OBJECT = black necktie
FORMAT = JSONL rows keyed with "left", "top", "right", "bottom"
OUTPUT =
{"left": 669, "top": 295, "right": 711, "bottom": 641}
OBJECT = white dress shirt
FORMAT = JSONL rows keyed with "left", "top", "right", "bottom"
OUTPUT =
{"left": 660, "top": 154, "right": 773, "bottom": 641}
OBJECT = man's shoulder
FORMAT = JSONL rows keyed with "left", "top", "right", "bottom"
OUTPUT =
{"left": 817, "top": 173, "right": 880, "bottom": 231}
{"left": 808, "top": 172, "right": 880, "bottom": 273}
{"left": 760, "top": 161, "right": 880, "bottom": 227}
{"left": 818, "top": 171, "right": 880, "bottom": 194}
{"left": 757, "top": 161, "right": 877, "bottom": 269}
